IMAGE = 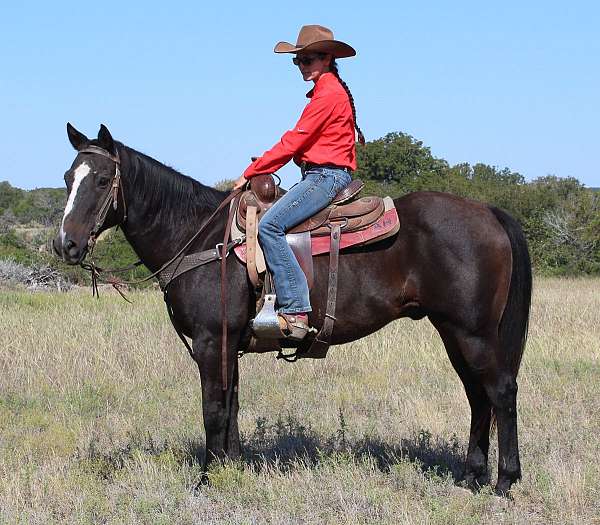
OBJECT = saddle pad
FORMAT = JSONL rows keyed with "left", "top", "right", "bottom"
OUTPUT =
{"left": 233, "top": 197, "right": 400, "bottom": 263}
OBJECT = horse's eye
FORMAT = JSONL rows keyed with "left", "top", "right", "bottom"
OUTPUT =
{"left": 97, "top": 176, "right": 110, "bottom": 188}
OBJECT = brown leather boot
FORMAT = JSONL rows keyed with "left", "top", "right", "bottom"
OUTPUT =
{"left": 278, "top": 313, "right": 310, "bottom": 341}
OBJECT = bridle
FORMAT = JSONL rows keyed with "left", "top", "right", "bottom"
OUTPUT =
{"left": 76, "top": 144, "right": 242, "bottom": 287}
{"left": 78, "top": 145, "right": 127, "bottom": 252}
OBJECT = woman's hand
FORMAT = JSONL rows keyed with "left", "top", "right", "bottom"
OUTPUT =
{"left": 233, "top": 175, "right": 247, "bottom": 190}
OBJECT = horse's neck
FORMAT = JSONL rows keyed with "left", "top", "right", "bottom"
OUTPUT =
{"left": 118, "top": 148, "right": 225, "bottom": 273}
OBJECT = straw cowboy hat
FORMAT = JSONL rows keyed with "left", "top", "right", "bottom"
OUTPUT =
{"left": 274, "top": 25, "right": 356, "bottom": 58}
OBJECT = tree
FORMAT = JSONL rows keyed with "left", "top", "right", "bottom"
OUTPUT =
{"left": 355, "top": 132, "right": 448, "bottom": 190}
{"left": 214, "top": 179, "right": 236, "bottom": 191}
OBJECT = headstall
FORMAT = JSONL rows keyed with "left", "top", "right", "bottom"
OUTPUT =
{"left": 78, "top": 145, "right": 127, "bottom": 251}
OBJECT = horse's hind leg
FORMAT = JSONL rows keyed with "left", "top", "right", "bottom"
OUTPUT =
{"left": 438, "top": 326, "right": 521, "bottom": 494}
{"left": 484, "top": 369, "right": 521, "bottom": 495}
{"left": 433, "top": 322, "right": 492, "bottom": 488}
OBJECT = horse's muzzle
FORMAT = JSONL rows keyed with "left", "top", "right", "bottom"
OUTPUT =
{"left": 54, "top": 235, "right": 86, "bottom": 265}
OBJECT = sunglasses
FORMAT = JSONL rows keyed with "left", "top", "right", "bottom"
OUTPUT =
{"left": 292, "top": 54, "right": 324, "bottom": 66}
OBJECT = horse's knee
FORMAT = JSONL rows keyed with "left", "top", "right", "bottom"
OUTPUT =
{"left": 203, "top": 404, "right": 228, "bottom": 431}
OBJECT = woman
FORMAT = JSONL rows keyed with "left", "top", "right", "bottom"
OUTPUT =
{"left": 232, "top": 24, "right": 365, "bottom": 340}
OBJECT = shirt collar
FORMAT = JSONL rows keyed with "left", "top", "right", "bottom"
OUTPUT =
{"left": 306, "top": 71, "right": 336, "bottom": 98}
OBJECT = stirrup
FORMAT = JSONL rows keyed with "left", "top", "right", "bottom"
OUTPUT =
{"left": 251, "top": 292, "right": 316, "bottom": 341}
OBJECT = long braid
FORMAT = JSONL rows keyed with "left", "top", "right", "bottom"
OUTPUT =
{"left": 330, "top": 59, "right": 366, "bottom": 145}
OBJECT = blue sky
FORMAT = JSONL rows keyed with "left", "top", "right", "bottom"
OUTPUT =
{"left": 1, "top": 1, "right": 599, "bottom": 190}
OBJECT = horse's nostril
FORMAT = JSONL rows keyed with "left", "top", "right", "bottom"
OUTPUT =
{"left": 64, "top": 240, "right": 76, "bottom": 251}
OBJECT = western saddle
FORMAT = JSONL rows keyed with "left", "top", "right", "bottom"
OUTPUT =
{"left": 232, "top": 174, "right": 399, "bottom": 360}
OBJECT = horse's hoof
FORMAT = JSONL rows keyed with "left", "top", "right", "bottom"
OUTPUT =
{"left": 494, "top": 480, "right": 515, "bottom": 499}
{"left": 194, "top": 472, "right": 210, "bottom": 492}
{"left": 462, "top": 471, "right": 489, "bottom": 492}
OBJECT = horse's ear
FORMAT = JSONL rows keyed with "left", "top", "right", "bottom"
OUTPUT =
{"left": 67, "top": 122, "right": 89, "bottom": 151}
{"left": 97, "top": 124, "right": 116, "bottom": 155}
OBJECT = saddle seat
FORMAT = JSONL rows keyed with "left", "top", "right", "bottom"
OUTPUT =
{"left": 236, "top": 174, "right": 384, "bottom": 236}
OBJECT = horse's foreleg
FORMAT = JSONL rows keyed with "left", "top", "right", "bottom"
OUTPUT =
{"left": 194, "top": 338, "right": 241, "bottom": 480}
{"left": 225, "top": 359, "right": 241, "bottom": 458}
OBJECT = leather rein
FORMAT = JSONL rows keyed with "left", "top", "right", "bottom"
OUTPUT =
{"left": 76, "top": 145, "right": 243, "bottom": 391}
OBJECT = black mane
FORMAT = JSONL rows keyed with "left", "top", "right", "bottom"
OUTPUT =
{"left": 106, "top": 140, "right": 228, "bottom": 219}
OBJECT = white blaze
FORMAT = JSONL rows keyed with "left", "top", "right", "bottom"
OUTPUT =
{"left": 60, "top": 161, "right": 91, "bottom": 243}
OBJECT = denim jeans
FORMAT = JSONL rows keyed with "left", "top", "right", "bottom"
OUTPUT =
{"left": 258, "top": 167, "right": 352, "bottom": 314}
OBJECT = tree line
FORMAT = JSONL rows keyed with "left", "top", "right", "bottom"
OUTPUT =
{"left": 354, "top": 132, "right": 599, "bottom": 275}
{"left": 1, "top": 131, "right": 598, "bottom": 278}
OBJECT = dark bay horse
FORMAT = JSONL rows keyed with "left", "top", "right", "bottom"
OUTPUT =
{"left": 55, "top": 124, "right": 531, "bottom": 495}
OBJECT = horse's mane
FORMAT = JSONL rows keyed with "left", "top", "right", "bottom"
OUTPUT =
{"left": 107, "top": 141, "right": 227, "bottom": 219}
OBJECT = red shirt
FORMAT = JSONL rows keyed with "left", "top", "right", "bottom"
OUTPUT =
{"left": 243, "top": 72, "right": 357, "bottom": 179}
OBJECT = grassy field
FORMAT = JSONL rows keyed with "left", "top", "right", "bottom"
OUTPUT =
{"left": 0, "top": 278, "right": 598, "bottom": 524}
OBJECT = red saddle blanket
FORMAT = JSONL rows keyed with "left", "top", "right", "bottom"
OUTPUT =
{"left": 233, "top": 206, "right": 399, "bottom": 262}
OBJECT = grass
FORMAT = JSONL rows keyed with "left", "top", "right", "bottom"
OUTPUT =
{"left": 0, "top": 278, "right": 599, "bottom": 524}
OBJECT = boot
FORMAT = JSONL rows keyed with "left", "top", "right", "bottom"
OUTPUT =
{"left": 278, "top": 313, "right": 310, "bottom": 341}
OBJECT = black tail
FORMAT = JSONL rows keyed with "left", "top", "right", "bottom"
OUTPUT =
{"left": 490, "top": 207, "right": 532, "bottom": 378}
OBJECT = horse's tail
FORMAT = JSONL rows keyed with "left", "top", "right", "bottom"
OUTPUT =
{"left": 490, "top": 206, "right": 532, "bottom": 378}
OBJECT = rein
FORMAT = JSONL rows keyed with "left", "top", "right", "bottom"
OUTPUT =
{"left": 78, "top": 145, "right": 242, "bottom": 289}
{"left": 75, "top": 144, "right": 243, "bottom": 391}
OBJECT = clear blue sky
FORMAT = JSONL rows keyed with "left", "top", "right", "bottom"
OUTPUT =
{"left": 1, "top": 1, "right": 599, "bottom": 190}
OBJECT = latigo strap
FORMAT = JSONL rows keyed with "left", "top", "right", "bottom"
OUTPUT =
{"left": 301, "top": 221, "right": 342, "bottom": 359}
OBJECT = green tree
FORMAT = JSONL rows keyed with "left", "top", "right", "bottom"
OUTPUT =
{"left": 355, "top": 132, "right": 448, "bottom": 191}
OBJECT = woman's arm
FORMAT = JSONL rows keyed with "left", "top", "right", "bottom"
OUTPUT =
{"left": 242, "top": 94, "right": 338, "bottom": 179}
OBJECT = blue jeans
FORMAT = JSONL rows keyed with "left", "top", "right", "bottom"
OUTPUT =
{"left": 258, "top": 167, "right": 352, "bottom": 314}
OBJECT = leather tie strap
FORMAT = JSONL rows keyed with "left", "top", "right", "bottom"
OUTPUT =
{"left": 304, "top": 221, "right": 341, "bottom": 358}
{"left": 246, "top": 205, "right": 260, "bottom": 288}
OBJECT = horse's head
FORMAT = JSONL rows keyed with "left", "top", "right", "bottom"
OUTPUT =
{"left": 54, "top": 123, "right": 126, "bottom": 264}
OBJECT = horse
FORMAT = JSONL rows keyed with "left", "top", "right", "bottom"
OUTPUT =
{"left": 54, "top": 123, "right": 532, "bottom": 495}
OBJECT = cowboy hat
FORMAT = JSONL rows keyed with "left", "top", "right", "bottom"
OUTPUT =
{"left": 274, "top": 25, "right": 356, "bottom": 58}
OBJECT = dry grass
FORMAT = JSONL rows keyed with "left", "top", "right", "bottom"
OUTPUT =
{"left": 0, "top": 277, "right": 598, "bottom": 524}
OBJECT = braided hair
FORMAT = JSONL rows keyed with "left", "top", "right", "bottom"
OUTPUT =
{"left": 329, "top": 58, "right": 366, "bottom": 145}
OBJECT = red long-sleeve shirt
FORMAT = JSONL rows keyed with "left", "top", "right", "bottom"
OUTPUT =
{"left": 243, "top": 72, "right": 357, "bottom": 179}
